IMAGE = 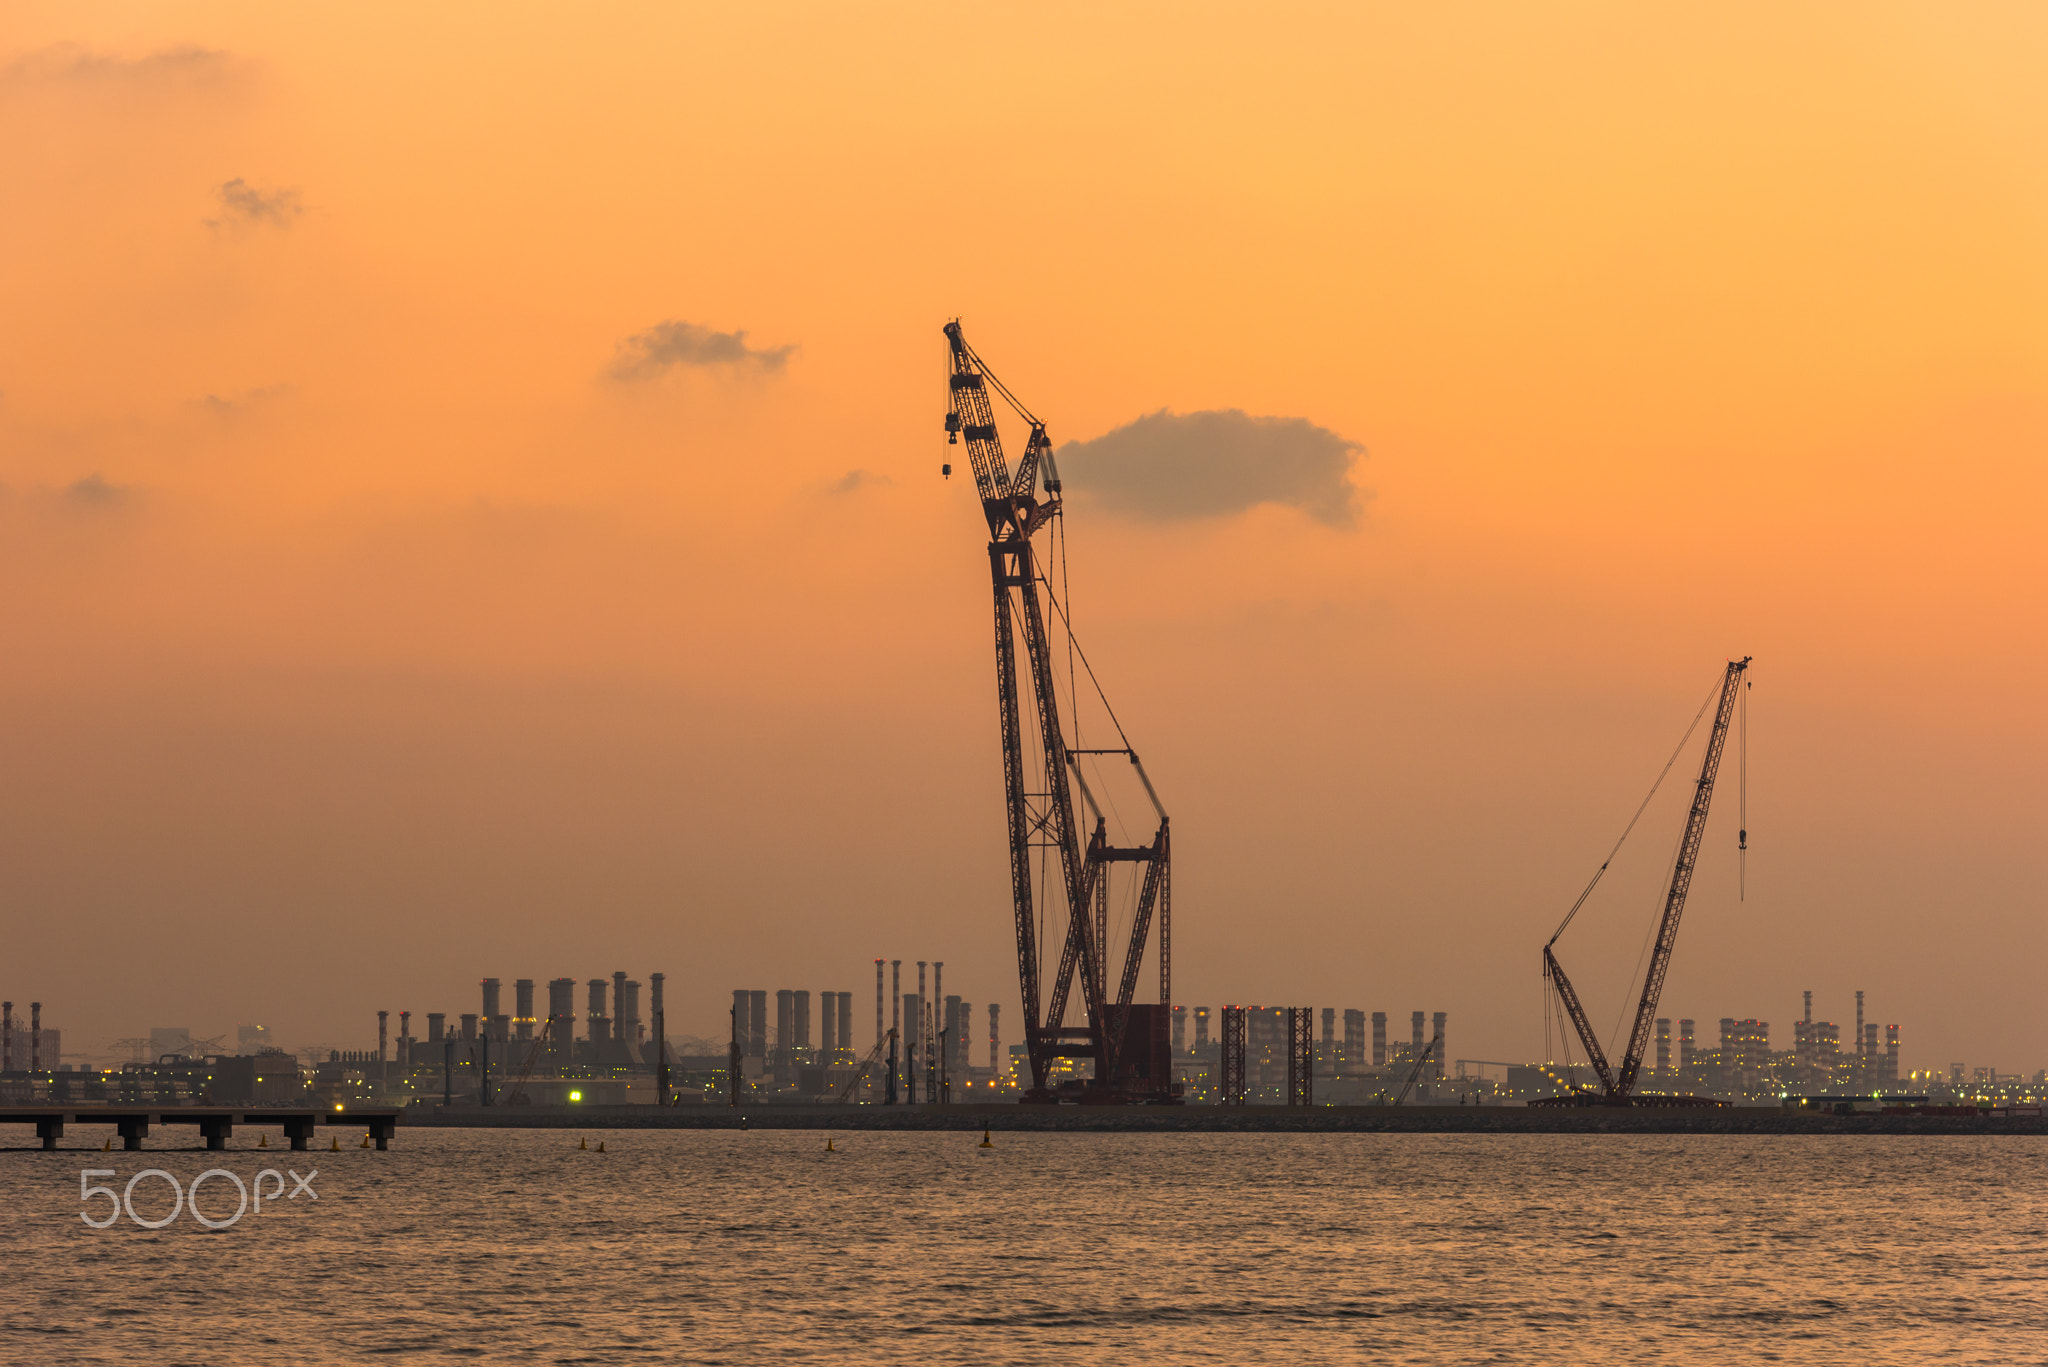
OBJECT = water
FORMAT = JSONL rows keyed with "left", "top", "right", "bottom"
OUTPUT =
{"left": 3, "top": 1129, "right": 2042, "bottom": 1364}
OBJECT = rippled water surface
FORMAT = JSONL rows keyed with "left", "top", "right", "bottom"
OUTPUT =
{"left": 3, "top": 1128, "right": 2043, "bottom": 1364}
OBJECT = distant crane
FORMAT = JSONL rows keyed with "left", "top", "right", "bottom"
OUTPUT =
{"left": 504, "top": 1017, "right": 555, "bottom": 1106}
{"left": 944, "top": 321, "right": 1176, "bottom": 1104}
{"left": 1540, "top": 657, "right": 1751, "bottom": 1107}
{"left": 1392, "top": 1032, "right": 1441, "bottom": 1106}
{"left": 834, "top": 1029, "right": 895, "bottom": 1105}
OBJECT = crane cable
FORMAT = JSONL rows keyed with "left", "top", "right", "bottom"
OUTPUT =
{"left": 1546, "top": 668, "right": 1725, "bottom": 949}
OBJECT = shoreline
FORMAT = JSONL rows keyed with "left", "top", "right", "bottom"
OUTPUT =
{"left": 407, "top": 1102, "right": 2048, "bottom": 1136}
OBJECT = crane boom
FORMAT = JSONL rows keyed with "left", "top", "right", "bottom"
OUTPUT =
{"left": 1545, "top": 656, "right": 1750, "bottom": 1104}
{"left": 1614, "top": 656, "right": 1750, "bottom": 1094}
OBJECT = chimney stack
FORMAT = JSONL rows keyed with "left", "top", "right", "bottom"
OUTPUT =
{"left": 837, "top": 991, "right": 852, "bottom": 1064}
{"left": 1410, "top": 1011, "right": 1425, "bottom": 1061}
{"left": 427, "top": 1012, "right": 446, "bottom": 1044}
{"left": 2, "top": 1001, "right": 11, "bottom": 1072}
{"left": 1195, "top": 1006, "right": 1211, "bottom": 1052}
{"left": 820, "top": 991, "right": 839, "bottom": 1059}
{"left": 1855, "top": 991, "right": 1866, "bottom": 1062}
{"left": 988, "top": 1001, "right": 1000, "bottom": 1074}
{"left": 514, "top": 980, "right": 535, "bottom": 1041}
{"left": 748, "top": 990, "right": 767, "bottom": 1061}
{"left": 1431, "top": 1012, "right": 1446, "bottom": 1079}
{"left": 482, "top": 978, "right": 502, "bottom": 1020}
{"left": 1372, "top": 1011, "right": 1387, "bottom": 1068}
{"left": 30, "top": 1002, "right": 41, "bottom": 1072}
{"left": 613, "top": 972, "right": 629, "bottom": 1045}
{"left": 399, "top": 1010, "right": 412, "bottom": 1067}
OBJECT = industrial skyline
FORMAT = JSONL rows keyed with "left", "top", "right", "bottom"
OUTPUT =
{"left": 3, "top": 6, "right": 2043, "bottom": 1071}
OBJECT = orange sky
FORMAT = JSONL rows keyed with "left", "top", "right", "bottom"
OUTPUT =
{"left": 2, "top": 4, "right": 2043, "bottom": 1070}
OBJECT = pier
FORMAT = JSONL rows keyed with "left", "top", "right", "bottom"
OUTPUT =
{"left": 0, "top": 1106, "right": 404, "bottom": 1151}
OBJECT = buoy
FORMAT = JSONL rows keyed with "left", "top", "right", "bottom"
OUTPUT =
{"left": 979, "top": 1127, "right": 994, "bottom": 1149}
{"left": 258, "top": 1133, "right": 268, "bottom": 1148}
{"left": 596, "top": 1140, "right": 606, "bottom": 1153}
{"left": 360, "top": 1133, "right": 371, "bottom": 1148}
{"left": 102, "top": 1136, "right": 112, "bottom": 1152}
{"left": 331, "top": 1135, "right": 340, "bottom": 1151}
{"left": 825, "top": 1137, "right": 836, "bottom": 1153}
{"left": 579, "top": 1136, "right": 588, "bottom": 1150}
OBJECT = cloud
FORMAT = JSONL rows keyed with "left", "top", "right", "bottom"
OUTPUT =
{"left": 208, "top": 178, "right": 302, "bottom": 231}
{"left": 0, "top": 43, "right": 233, "bottom": 91}
{"left": 63, "top": 474, "right": 130, "bottom": 508}
{"left": 200, "top": 383, "right": 292, "bottom": 416}
{"left": 1056, "top": 409, "right": 1366, "bottom": 527}
{"left": 607, "top": 320, "right": 795, "bottom": 381}
{"left": 827, "top": 469, "right": 891, "bottom": 495}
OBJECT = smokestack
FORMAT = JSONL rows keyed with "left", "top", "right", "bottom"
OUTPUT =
{"left": 837, "top": 991, "right": 852, "bottom": 1064}
{"left": 875, "top": 960, "right": 884, "bottom": 1054}
{"left": 460, "top": 1013, "right": 478, "bottom": 1043}
{"left": 1195, "top": 1006, "right": 1210, "bottom": 1052}
{"left": 890, "top": 961, "right": 901, "bottom": 1048}
{"left": 1372, "top": 1011, "right": 1387, "bottom": 1067}
{"left": 482, "top": 978, "right": 502, "bottom": 1020}
{"left": 945, "top": 996, "right": 963, "bottom": 1070}
{"left": 587, "top": 979, "right": 607, "bottom": 1042}
{"left": 1343, "top": 1010, "right": 1365, "bottom": 1074}
{"left": 1679, "top": 1018, "right": 1696, "bottom": 1071}
{"left": 821, "top": 992, "right": 838, "bottom": 1058}
{"left": 1856, "top": 991, "right": 1866, "bottom": 1062}
{"left": 427, "top": 1012, "right": 446, "bottom": 1044}
{"left": 1656, "top": 1018, "right": 1672, "bottom": 1073}
{"left": 30, "top": 1002, "right": 41, "bottom": 1072}
{"left": 794, "top": 990, "right": 811, "bottom": 1056}
{"left": 612, "top": 972, "right": 629, "bottom": 1044}
{"left": 2, "top": 1001, "right": 11, "bottom": 1072}
{"left": 775, "top": 989, "right": 794, "bottom": 1077}
{"left": 514, "top": 980, "right": 535, "bottom": 1041}
{"left": 649, "top": 974, "right": 664, "bottom": 1056}
{"left": 1432, "top": 1012, "right": 1446, "bottom": 1079}
{"left": 917, "top": 962, "right": 927, "bottom": 1016}
{"left": 622, "top": 980, "right": 643, "bottom": 1048}
{"left": 988, "top": 1002, "right": 1000, "bottom": 1074}
{"left": 1321, "top": 1007, "right": 1335, "bottom": 1055}
{"left": 378, "top": 1010, "right": 389, "bottom": 1063}
{"left": 399, "top": 1010, "right": 412, "bottom": 1067}
{"left": 1886, "top": 1024, "right": 1900, "bottom": 1084}
{"left": 1173, "top": 1006, "right": 1187, "bottom": 1055}
{"left": 1410, "top": 1011, "right": 1424, "bottom": 1060}
{"left": 748, "top": 990, "right": 767, "bottom": 1060}
{"left": 932, "top": 963, "right": 942, "bottom": 1033}
{"left": 549, "top": 978, "right": 575, "bottom": 1062}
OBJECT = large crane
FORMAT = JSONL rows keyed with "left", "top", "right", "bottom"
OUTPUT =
{"left": 943, "top": 321, "right": 1176, "bottom": 1104}
{"left": 1541, "top": 657, "right": 1751, "bottom": 1107}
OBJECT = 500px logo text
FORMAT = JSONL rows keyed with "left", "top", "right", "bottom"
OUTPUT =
{"left": 79, "top": 1167, "right": 318, "bottom": 1230}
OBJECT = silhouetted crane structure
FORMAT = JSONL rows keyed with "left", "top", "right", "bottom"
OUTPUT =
{"left": 944, "top": 320, "right": 1176, "bottom": 1104}
{"left": 1540, "top": 657, "right": 1751, "bottom": 1107}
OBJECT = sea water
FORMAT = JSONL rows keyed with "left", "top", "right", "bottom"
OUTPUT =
{"left": 3, "top": 1129, "right": 2041, "bottom": 1364}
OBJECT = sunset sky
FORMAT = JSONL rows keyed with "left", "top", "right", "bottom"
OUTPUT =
{"left": 3, "top": 4, "right": 2043, "bottom": 1071}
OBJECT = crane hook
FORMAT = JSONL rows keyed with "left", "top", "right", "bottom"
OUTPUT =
{"left": 942, "top": 463, "right": 952, "bottom": 480}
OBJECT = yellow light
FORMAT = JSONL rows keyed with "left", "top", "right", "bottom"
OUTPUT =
{"left": 569, "top": 1090, "right": 582, "bottom": 1102}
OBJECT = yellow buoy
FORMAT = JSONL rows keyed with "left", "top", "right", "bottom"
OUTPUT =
{"left": 596, "top": 1140, "right": 606, "bottom": 1153}
{"left": 979, "top": 1127, "right": 994, "bottom": 1149}
{"left": 102, "top": 1136, "right": 112, "bottom": 1152}
{"left": 258, "top": 1133, "right": 268, "bottom": 1148}
{"left": 579, "top": 1136, "right": 587, "bottom": 1150}
{"left": 330, "top": 1135, "right": 340, "bottom": 1151}
{"left": 825, "top": 1137, "right": 836, "bottom": 1153}
{"left": 360, "top": 1133, "right": 371, "bottom": 1148}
